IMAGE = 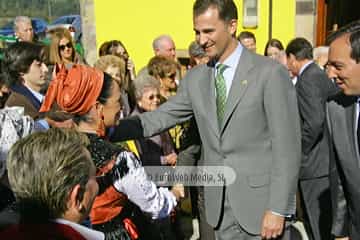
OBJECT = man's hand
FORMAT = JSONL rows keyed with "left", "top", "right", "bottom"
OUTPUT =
{"left": 171, "top": 183, "right": 184, "bottom": 200}
{"left": 165, "top": 152, "right": 177, "bottom": 166}
{"left": 261, "top": 210, "right": 285, "bottom": 239}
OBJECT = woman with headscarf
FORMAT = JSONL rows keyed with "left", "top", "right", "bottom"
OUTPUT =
{"left": 39, "top": 64, "right": 184, "bottom": 240}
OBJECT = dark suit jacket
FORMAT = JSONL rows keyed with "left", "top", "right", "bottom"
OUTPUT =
{"left": 130, "top": 106, "right": 175, "bottom": 166}
{"left": 327, "top": 94, "right": 360, "bottom": 239}
{"left": 5, "top": 85, "right": 71, "bottom": 121}
{"left": 295, "top": 62, "right": 338, "bottom": 179}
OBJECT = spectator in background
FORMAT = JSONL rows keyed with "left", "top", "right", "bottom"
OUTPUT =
{"left": 264, "top": 38, "right": 284, "bottom": 59}
{"left": 313, "top": 46, "right": 329, "bottom": 70}
{"left": 94, "top": 54, "right": 134, "bottom": 117}
{"left": 237, "top": 31, "right": 256, "bottom": 52}
{"left": 0, "top": 128, "right": 104, "bottom": 239}
{"left": 0, "top": 77, "right": 10, "bottom": 109}
{"left": 147, "top": 56, "right": 178, "bottom": 100}
{"left": 49, "top": 28, "right": 85, "bottom": 66}
{"left": 14, "top": 16, "right": 33, "bottom": 42}
{"left": 99, "top": 40, "right": 136, "bottom": 82}
{"left": 188, "top": 41, "right": 209, "bottom": 68}
{"left": 2, "top": 42, "right": 48, "bottom": 121}
{"left": 131, "top": 74, "right": 177, "bottom": 167}
{"left": 138, "top": 35, "right": 184, "bottom": 81}
{"left": 152, "top": 35, "right": 177, "bottom": 60}
{"left": 2, "top": 41, "right": 72, "bottom": 129}
{"left": 286, "top": 37, "right": 336, "bottom": 240}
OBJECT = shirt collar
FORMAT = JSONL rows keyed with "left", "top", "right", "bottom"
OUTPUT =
{"left": 54, "top": 218, "right": 105, "bottom": 240}
{"left": 24, "top": 85, "right": 44, "bottom": 103}
{"left": 299, "top": 60, "right": 313, "bottom": 76}
{"left": 216, "top": 42, "right": 243, "bottom": 71}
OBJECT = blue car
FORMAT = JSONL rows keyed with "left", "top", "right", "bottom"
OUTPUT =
{"left": 0, "top": 18, "right": 48, "bottom": 39}
{"left": 46, "top": 15, "right": 82, "bottom": 42}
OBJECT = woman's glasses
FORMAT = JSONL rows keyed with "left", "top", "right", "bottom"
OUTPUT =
{"left": 148, "top": 94, "right": 161, "bottom": 100}
{"left": 58, "top": 42, "right": 72, "bottom": 51}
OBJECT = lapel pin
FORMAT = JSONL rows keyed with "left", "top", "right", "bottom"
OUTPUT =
{"left": 241, "top": 80, "right": 248, "bottom": 85}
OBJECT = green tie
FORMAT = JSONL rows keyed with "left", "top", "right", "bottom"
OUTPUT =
{"left": 215, "top": 64, "right": 227, "bottom": 126}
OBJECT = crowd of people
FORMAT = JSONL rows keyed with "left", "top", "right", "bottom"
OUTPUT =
{"left": 0, "top": 0, "right": 360, "bottom": 240}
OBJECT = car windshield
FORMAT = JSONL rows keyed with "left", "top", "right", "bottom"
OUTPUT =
{"left": 52, "top": 16, "right": 75, "bottom": 25}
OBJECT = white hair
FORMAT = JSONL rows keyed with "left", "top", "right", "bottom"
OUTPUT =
{"left": 313, "top": 46, "right": 329, "bottom": 59}
{"left": 14, "top": 16, "right": 31, "bottom": 32}
{"left": 152, "top": 34, "right": 174, "bottom": 51}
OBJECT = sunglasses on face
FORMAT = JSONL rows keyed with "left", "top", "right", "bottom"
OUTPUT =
{"left": 148, "top": 94, "right": 161, "bottom": 100}
{"left": 58, "top": 42, "right": 72, "bottom": 51}
{"left": 166, "top": 72, "right": 176, "bottom": 80}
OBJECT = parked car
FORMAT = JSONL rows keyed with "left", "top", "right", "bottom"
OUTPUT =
{"left": 32, "top": 18, "right": 48, "bottom": 39}
{"left": 0, "top": 21, "right": 14, "bottom": 36}
{"left": 0, "top": 18, "right": 48, "bottom": 40}
{"left": 46, "top": 15, "right": 82, "bottom": 42}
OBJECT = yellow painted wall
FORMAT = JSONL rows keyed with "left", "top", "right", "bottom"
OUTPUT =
{"left": 94, "top": 0, "right": 295, "bottom": 71}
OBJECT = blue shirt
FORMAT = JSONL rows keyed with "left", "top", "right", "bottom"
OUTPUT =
{"left": 25, "top": 86, "right": 49, "bottom": 129}
{"left": 215, "top": 42, "right": 243, "bottom": 97}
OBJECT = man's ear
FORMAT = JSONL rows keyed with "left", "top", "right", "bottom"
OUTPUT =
{"left": 228, "top": 19, "right": 238, "bottom": 36}
{"left": 68, "top": 184, "right": 82, "bottom": 210}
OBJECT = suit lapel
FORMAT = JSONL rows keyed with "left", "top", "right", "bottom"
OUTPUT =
{"left": 220, "top": 49, "right": 253, "bottom": 133}
{"left": 200, "top": 63, "right": 220, "bottom": 138}
{"left": 345, "top": 103, "right": 360, "bottom": 166}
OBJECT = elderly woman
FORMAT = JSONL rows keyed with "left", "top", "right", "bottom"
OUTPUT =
{"left": 49, "top": 28, "right": 85, "bottom": 66}
{"left": 0, "top": 128, "right": 103, "bottom": 239}
{"left": 147, "top": 56, "right": 178, "bottom": 101}
{"left": 131, "top": 74, "right": 177, "bottom": 167}
{"left": 40, "top": 64, "right": 183, "bottom": 239}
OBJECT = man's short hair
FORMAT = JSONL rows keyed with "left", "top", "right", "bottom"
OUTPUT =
{"left": 1, "top": 42, "right": 46, "bottom": 86}
{"left": 193, "top": 0, "right": 238, "bottom": 22}
{"left": 237, "top": 31, "right": 256, "bottom": 42}
{"left": 152, "top": 35, "right": 174, "bottom": 51}
{"left": 327, "top": 20, "right": 360, "bottom": 63}
{"left": 7, "top": 128, "right": 91, "bottom": 220}
{"left": 14, "top": 16, "right": 31, "bottom": 32}
{"left": 285, "top": 37, "right": 313, "bottom": 60}
{"left": 188, "top": 41, "right": 207, "bottom": 58}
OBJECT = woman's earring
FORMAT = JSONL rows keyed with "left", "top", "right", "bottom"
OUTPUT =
{"left": 96, "top": 113, "right": 106, "bottom": 137}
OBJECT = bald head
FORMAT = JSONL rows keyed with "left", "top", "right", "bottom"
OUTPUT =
{"left": 152, "top": 35, "right": 176, "bottom": 60}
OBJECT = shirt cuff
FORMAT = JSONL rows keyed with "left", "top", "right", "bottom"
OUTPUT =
{"left": 271, "top": 211, "right": 292, "bottom": 218}
{"left": 35, "top": 119, "right": 50, "bottom": 130}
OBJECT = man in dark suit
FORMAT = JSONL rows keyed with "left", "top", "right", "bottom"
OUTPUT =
{"left": 286, "top": 38, "right": 337, "bottom": 240}
{"left": 111, "top": 0, "right": 301, "bottom": 239}
{"left": 326, "top": 20, "right": 360, "bottom": 239}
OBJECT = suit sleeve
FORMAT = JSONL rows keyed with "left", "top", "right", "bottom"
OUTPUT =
{"left": 296, "top": 72, "right": 327, "bottom": 156}
{"left": 264, "top": 63, "right": 302, "bottom": 215}
{"left": 139, "top": 74, "right": 194, "bottom": 137}
{"left": 109, "top": 75, "right": 194, "bottom": 142}
{"left": 327, "top": 104, "right": 350, "bottom": 237}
